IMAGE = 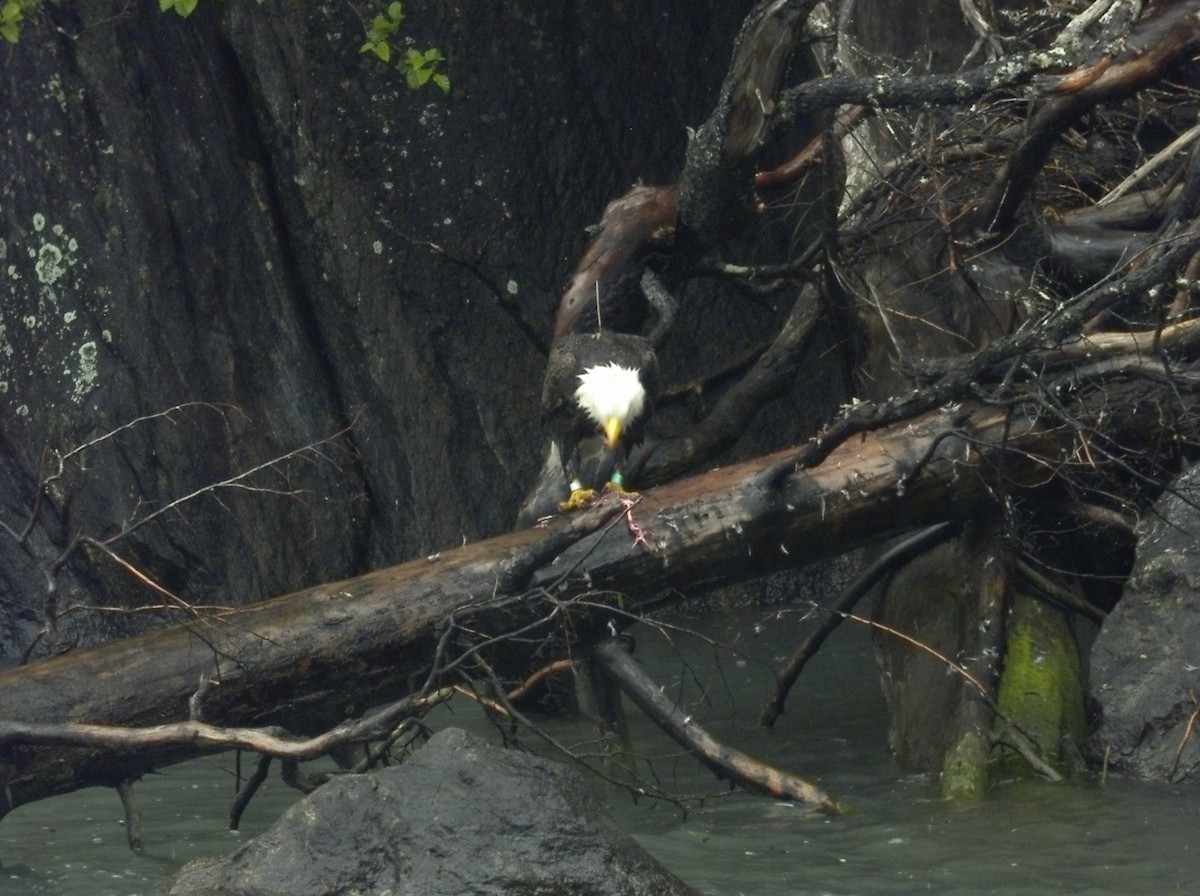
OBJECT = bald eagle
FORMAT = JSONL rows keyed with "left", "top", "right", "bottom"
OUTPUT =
{"left": 517, "top": 331, "right": 658, "bottom": 524}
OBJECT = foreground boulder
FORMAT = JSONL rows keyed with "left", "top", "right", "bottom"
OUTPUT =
{"left": 157, "top": 727, "right": 698, "bottom": 896}
{"left": 1087, "top": 464, "right": 1200, "bottom": 782}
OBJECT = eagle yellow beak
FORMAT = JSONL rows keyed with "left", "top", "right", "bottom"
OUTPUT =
{"left": 603, "top": 418, "right": 623, "bottom": 448}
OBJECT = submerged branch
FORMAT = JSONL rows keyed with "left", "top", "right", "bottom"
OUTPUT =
{"left": 591, "top": 637, "right": 841, "bottom": 812}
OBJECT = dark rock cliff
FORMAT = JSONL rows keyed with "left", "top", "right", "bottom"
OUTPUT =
{"left": 0, "top": 0, "right": 759, "bottom": 655}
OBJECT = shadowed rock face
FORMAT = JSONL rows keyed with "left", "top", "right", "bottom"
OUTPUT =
{"left": 156, "top": 727, "right": 700, "bottom": 896}
{"left": 1087, "top": 463, "right": 1200, "bottom": 782}
{"left": 0, "top": 0, "right": 760, "bottom": 657}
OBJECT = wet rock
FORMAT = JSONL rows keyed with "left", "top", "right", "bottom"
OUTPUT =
{"left": 1087, "top": 463, "right": 1200, "bottom": 781}
{"left": 156, "top": 727, "right": 698, "bottom": 896}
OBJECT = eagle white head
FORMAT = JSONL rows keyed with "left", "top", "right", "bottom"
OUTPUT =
{"left": 574, "top": 362, "right": 647, "bottom": 447}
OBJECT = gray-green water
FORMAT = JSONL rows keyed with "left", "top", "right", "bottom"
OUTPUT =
{"left": 2, "top": 610, "right": 1196, "bottom": 895}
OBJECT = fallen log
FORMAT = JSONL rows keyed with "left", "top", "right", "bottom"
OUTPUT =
{"left": 0, "top": 366, "right": 1188, "bottom": 818}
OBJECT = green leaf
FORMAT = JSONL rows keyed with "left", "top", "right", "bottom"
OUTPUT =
{"left": 160, "top": 0, "right": 200, "bottom": 16}
{"left": 366, "top": 14, "right": 394, "bottom": 42}
{"left": 360, "top": 7, "right": 446, "bottom": 92}
{"left": 403, "top": 66, "right": 425, "bottom": 90}
{"left": 0, "top": 0, "right": 22, "bottom": 40}
{"left": 398, "top": 47, "right": 448, "bottom": 92}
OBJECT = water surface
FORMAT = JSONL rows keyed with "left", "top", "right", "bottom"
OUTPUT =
{"left": 1, "top": 609, "right": 1195, "bottom": 894}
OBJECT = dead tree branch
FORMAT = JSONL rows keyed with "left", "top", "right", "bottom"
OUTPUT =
{"left": 591, "top": 637, "right": 841, "bottom": 812}
{"left": 0, "top": 688, "right": 455, "bottom": 760}
{"left": 760, "top": 520, "right": 958, "bottom": 727}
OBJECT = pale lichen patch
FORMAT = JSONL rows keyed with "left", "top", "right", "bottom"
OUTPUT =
{"left": 46, "top": 75, "right": 67, "bottom": 113}
{"left": 35, "top": 243, "right": 68, "bottom": 285}
{"left": 2, "top": 213, "right": 98, "bottom": 413}
{"left": 69, "top": 340, "right": 99, "bottom": 403}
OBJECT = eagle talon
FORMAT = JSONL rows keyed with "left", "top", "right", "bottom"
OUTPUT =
{"left": 559, "top": 487, "right": 599, "bottom": 512}
{"left": 603, "top": 480, "right": 637, "bottom": 500}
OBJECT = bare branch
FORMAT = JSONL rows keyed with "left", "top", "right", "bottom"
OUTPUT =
{"left": 99, "top": 418, "right": 357, "bottom": 546}
{"left": 0, "top": 688, "right": 454, "bottom": 760}
{"left": 591, "top": 637, "right": 841, "bottom": 812}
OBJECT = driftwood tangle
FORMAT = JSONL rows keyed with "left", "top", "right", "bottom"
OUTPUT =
{"left": 0, "top": 368, "right": 1184, "bottom": 818}
{"left": 5, "top": 0, "right": 1200, "bottom": 823}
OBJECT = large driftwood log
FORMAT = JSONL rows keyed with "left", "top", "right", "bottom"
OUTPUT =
{"left": 0, "top": 366, "right": 1189, "bottom": 817}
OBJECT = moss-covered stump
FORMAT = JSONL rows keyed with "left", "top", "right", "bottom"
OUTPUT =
{"left": 994, "top": 593, "right": 1087, "bottom": 777}
{"left": 875, "top": 540, "right": 985, "bottom": 774}
{"left": 941, "top": 729, "right": 993, "bottom": 799}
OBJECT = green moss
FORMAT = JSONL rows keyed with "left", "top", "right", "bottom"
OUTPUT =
{"left": 995, "top": 594, "right": 1086, "bottom": 776}
{"left": 942, "top": 729, "right": 991, "bottom": 799}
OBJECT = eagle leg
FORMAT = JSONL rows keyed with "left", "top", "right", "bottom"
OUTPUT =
{"left": 603, "top": 466, "right": 640, "bottom": 498}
